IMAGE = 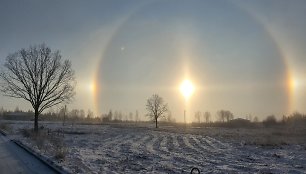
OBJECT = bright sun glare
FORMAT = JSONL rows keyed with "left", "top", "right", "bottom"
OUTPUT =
{"left": 89, "top": 81, "right": 96, "bottom": 94}
{"left": 180, "top": 80, "right": 194, "bottom": 99}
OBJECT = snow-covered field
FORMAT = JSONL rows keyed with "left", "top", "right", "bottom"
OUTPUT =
{"left": 2, "top": 121, "right": 306, "bottom": 173}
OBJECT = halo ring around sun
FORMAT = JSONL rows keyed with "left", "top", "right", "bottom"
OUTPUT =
{"left": 94, "top": 1, "right": 293, "bottom": 115}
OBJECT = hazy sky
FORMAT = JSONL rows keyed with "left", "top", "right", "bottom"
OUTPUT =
{"left": 1, "top": 0, "right": 306, "bottom": 121}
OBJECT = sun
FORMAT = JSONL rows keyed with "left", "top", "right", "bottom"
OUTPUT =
{"left": 180, "top": 80, "right": 194, "bottom": 99}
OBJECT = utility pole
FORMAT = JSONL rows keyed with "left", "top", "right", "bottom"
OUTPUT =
{"left": 184, "top": 110, "right": 186, "bottom": 124}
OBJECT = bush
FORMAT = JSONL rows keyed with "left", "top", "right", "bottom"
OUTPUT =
{"left": 284, "top": 112, "right": 306, "bottom": 127}
{"left": 33, "top": 134, "right": 47, "bottom": 150}
{"left": 19, "top": 128, "right": 67, "bottom": 160}
{"left": 20, "top": 128, "right": 33, "bottom": 138}
{"left": 54, "top": 147, "right": 67, "bottom": 160}
{"left": 49, "top": 134, "right": 67, "bottom": 160}
{"left": 263, "top": 115, "right": 277, "bottom": 127}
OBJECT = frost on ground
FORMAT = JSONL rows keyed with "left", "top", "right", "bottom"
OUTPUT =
{"left": 3, "top": 121, "right": 306, "bottom": 174}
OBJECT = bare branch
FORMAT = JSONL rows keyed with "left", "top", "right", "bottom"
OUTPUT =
{"left": 0, "top": 44, "right": 76, "bottom": 127}
{"left": 146, "top": 94, "right": 169, "bottom": 128}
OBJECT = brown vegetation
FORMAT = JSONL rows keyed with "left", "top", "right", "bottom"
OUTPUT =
{"left": 20, "top": 127, "right": 67, "bottom": 160}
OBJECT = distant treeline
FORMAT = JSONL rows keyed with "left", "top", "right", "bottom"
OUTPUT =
{"left": 0, "top": 107, "right": 145, "bottom": 124}
{"left": 191, "top": 112, "right": 306, "bottom": 128}
{"left": 1, "top": 107, "right": 306, "bottom": 128}
{"left": 0, "top": 106, "right": 99, "bottom": 123}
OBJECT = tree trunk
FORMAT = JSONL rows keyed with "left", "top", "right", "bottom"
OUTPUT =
{"left": 155, "top": 117, "right": 158, "bottom": 128}
{"left": 34, "top": 107, "right": 39, "bottom": 132}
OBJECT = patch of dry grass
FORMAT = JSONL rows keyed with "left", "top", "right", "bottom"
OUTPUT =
{"left": 222, "top": 127, "right": 306, "bottom": 147}
{"left": 0, "top": 122, "right": 12, "bottom": 133}
{"left": 19, "top": 128, "right": 68, "bottom": 160}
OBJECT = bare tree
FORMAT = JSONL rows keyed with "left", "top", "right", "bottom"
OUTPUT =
{"left": 135, "top": 110, "right": 139, "bottom": 122}
{"left": 225, "top": 111, "right": 234, "bottom": 122}
{"left": 194, "top": 111, "right": 201, "bottom": 123}
{"left": 14, "top": 106, "right": 20, "bottom": 112}
{"left": 87, "top": 109, "right": 94, "bottom": 119}
{"left": 118, "top": 111, "right": 123, "bottom": 121}
{"left": 59, "top": 105, "right": 67, "bottom": 126}
{"left": 146, "top": 94, "right": 168, "bottom": 128}
{"left": 263, "top": 115, "right": 277, "bottom": 127}
{"left": 217, "top": 110, "right": 234, "bottom": 122}
{"left": 0, "top": 107, "right": 4, "bottom": 116}
{"left": 253, "top": 116, "right": 259, "bottom": 123}
{"left": 110, "top": 110, "right": 114, "bottom": 120}
{"left": 167, "top": 111, "right": 174, "bottom": 123}
{"left": 0, "top": 44, "right": 75, "bottom": 132}
{"left": 217, "top": 110, "right": 225, "bottom": 122}
{"left": 246, "top": 114, "right": 253, "bottom": 121}
{"left": 80, "top": 109, "right": 85, "bottom": 119}
{"left": 114, "top": 110, "right": 119, "bottom": 120}
{"left": 129, "top": 112, "right": 133, "bottom": 121}
{"left": 204, "top": 111, "right": 211, "bottom": 123}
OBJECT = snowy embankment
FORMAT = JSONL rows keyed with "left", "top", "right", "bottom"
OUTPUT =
{"left": 2, "top": 121, "right": 306, "bottom": 173}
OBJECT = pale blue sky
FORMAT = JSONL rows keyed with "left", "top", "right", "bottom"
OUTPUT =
{"left": 1, "top": 0, "right": 306, "bottom": 121}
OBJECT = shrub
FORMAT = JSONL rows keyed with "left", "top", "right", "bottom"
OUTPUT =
{"left": 54, "top": 147, "right": 67, "bottom": 160}
{"left": 263, "top": 115, "right": 277, "bottom": 127}
{"left": 49, "top": 135, "right": 67, "bottom": 160}
{"left": 20, "top": 128, "right": 33, "bottom": 138}
{"left": 33, "top": 134, "right": 47, "bottom": 150}
{"left": 18, "top": 127, "right": 68, "bottom": 160}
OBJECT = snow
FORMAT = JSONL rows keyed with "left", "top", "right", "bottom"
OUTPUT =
{"left": 3, "top": 121, "right": 306, "bottom": 173}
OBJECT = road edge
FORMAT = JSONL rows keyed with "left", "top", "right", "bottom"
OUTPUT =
{"left": 0, "top": 128, "right": 70, "bottom": 174}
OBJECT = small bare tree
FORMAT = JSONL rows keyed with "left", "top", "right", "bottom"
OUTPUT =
{"left": 0, "top": 44, "right": 75, "bottom": 132}
{"left": 146, "top": 94, "right": 168, "bottom": 128}
{"left": 129, "top": 112, "right": 133, "bottom": 121}
{"left": 135, "top": 110, "right": 139, "bottom": 122}
{"left": 204, "top": 111, "right": 211, "bottom": 123}
{"left": 194, "top": 111, "right": 201, "bottom": 123}
{"left": 253, "top": 116, "right": 259, "bottom": 123}
{"left": 87, "top": 109, "right": 94, "bottom": 119}
{"left": 217, "top": 110, "right": 234, "bottom": 122}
